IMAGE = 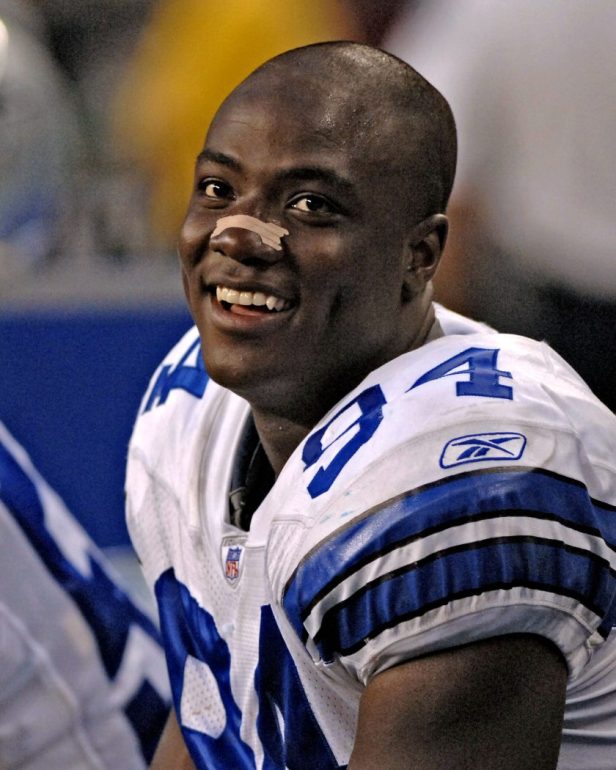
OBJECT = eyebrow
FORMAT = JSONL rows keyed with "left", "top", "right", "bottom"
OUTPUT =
{"left": 274, "top": 166, "right": 355, "bottom": 196}
{"left": 196, "top": 150, "right": 356, "bottom": 199}
{"left": 196, "top": 149, "right": 242, "bottom": 171}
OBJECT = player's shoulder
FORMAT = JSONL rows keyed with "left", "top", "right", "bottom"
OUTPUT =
{"left": 126, "top": 326, "right": 249, "bottom": 553}
{"left": 135, "top": 324, "right": 208, "bottom": 419}
{"left": 129, "top": 325, "right": 233, "bottom": 466}
{"left": 381, "top": 304, "right": 568, "bottom": 402}
{"left": 411, "top": 305, "right": 608, "bottom": 430}
{"left": 266, "top": 315, "right": 616, "bottom": 682}
{"left": 265, "top": 308, "right": 616, "bottom": 567}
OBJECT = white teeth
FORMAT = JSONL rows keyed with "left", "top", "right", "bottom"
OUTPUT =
{"left": 217, "top": 285, "right": 290, "bottom": 312}
{"left": 264, "top": 296, "right": 287, "bottom": 311}
{"left": 226, "top": 288, "right": 240, "bottom": 304}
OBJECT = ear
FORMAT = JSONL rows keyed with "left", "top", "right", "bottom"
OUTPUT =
{"left": 402, "top": 214, "right": 448, "bottom": 301}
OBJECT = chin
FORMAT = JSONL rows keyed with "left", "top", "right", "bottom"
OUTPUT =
{"left": 198, "top": 323, "right": 288, "bottom": 401}
{"left": 204, "top": 355, "right": 250, "bottom": 392}
{"left": 202, "top": 350, "right": 271, "bottom": 400}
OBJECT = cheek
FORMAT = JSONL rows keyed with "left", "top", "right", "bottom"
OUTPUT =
{"left": 336, "top": 254, "right": 402, "bottom": 307}
{"left": 180, "top": 207, "right": 203, "bottom": 236}
{"left": 298, "top": 249, "right": 382, "bottom": 327}
{"left": 331, "top": 261, "right": 406, "bottom": 342}
{"left": 177, "top": 233, "right": 195, "bottom": 271}
{"left": 178, "top": 210, "right": 210, "bottom": 264}
{"left": 181, "top": 268, "right": 193, "bottom": 307}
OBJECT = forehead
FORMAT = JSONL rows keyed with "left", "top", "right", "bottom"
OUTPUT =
{"left": 203, "top": 71, "right": 393, "bottom": 173}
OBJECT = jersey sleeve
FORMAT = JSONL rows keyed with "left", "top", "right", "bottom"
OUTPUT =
{"left": 277, "top": 340, "right": 616, "bottom": 686}
{"left": 282, "top": 462, "right": 616, "bottom": 685}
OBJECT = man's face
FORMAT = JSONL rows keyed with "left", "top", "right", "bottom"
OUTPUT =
{"left": 178, "top": 72, "right": 422, "bottom": 422}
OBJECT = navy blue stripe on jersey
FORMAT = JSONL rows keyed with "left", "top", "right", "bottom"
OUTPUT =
{"left": 255, "top": 606, "right": 346, "bottom": 769}
{"left": 0, "top": 441, "right": 163, "bottom": 677}
{"left": 314, "top": 537, "right": 615, "bottom": 660}
{"left": 0, "top": 436, "right": 170, "bottom": 759}
{"left": 156, "top": 569, "right": 256, "bottom": 770}
{"left": 282, "top": 467, "right": 616, "bottom": 660}
{"left": 142, "top": 334, "right": 209, "bottom": 412}
{"left": 156, "top": 570, "right": 348, "bottom": 770}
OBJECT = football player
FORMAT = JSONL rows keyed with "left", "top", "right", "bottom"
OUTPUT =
{"left": 127, "top": 42, "right": 616, "bottom": 769}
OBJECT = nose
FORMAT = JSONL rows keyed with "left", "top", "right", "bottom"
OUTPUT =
{"left": 209, "top": 216, "right": 288, "bottom": 266}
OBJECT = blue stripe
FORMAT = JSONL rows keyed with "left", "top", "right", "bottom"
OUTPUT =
{"left": 314, "top": 537, "right": 615, "bottom": 661}
{"left": 283, "top": 468, "right": 616, "bottom": 643}
{"left": 0, "top": 440, "right": 162, "bottom": 676}
{"left": 156, "top": 570, "right": 256, "bottom": 770}
{"left": 0, "top": 437, "right": 169, "bottom": 757}
{"left": 255, "top": 606, "right": 345, "bottom": 769}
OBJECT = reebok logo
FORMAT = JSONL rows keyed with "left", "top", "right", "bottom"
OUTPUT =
{"left": 440, "top": 432, "right": 527, "bottom": 468}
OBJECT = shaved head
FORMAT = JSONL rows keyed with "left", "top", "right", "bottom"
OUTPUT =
{"left": 182, "top": 41, "right": 457, "bottom": 430}
{"left": 226, "top": 41, "right": 457, "bottom": 224}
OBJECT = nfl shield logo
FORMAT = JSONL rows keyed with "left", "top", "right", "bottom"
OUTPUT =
{"left": 224, "top": 546, "right": 243, "bottom": 582}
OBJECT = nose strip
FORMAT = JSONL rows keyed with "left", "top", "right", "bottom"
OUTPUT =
{"left": 212, "top": 214, "right": 289, "bottom": 251}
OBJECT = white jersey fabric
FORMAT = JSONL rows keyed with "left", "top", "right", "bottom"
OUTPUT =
{"left": 127, "top": 305, "right": 616, "bottom": 770}
{"left": 0, "top": 423, "right": 171, "bottom": 769}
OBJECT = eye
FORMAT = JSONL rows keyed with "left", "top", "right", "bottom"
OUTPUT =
{"left": 289, "top": 194, "right": 336, "bottom": 215}
{"left": 197, "top": 178, "right": 233, "bottom": 200}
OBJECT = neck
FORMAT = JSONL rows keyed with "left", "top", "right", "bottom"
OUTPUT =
{"left": 252, "top": 297, "right": 438, "bottom": 476}
{"left": 251, "top": 411, "right": 313, "bottom": 477}
{"left": 407, "top": 296, "right": 437, "bottom": 350}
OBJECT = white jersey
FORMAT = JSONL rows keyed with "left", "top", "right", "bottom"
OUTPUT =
{"left": 0, "top": 423, "right": 171, "bottom": 769}
{"left": 127, "top": 305, "right": 616, "bottom": 770}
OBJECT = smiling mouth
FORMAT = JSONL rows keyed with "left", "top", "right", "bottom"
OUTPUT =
{"left": 216, "top": 285, "right": 292, "bottom": 313}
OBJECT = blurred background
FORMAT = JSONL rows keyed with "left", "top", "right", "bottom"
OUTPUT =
{"left": 0, "top": 0, "right": 407, "bottom": 558}
{"left": 1, "top": 0, "right": 614, "bottom": 558}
